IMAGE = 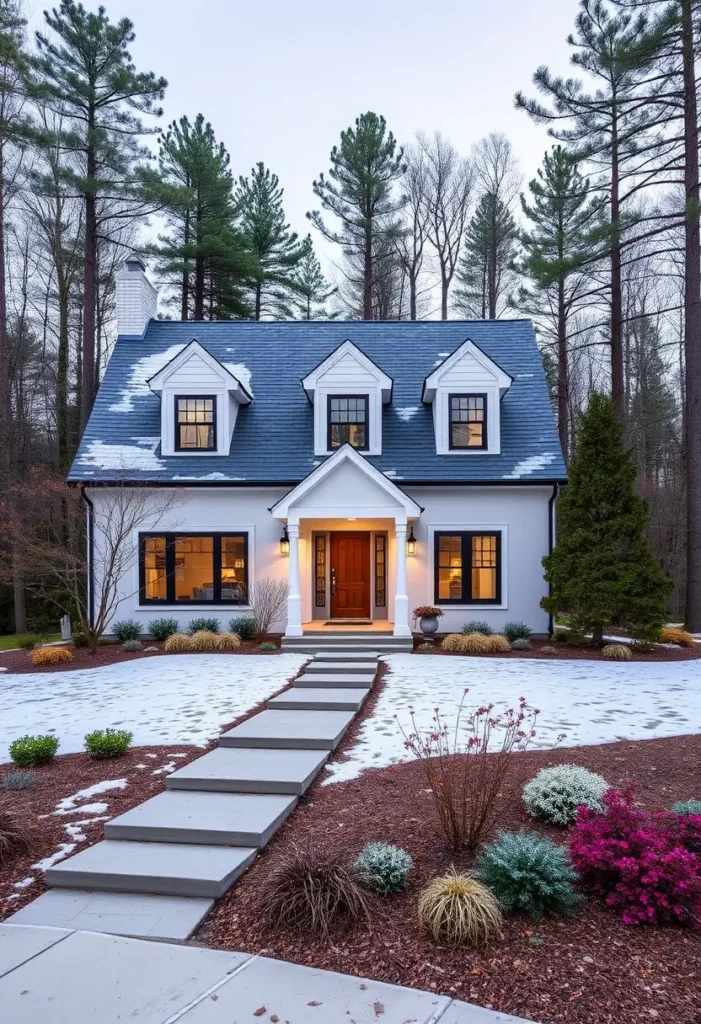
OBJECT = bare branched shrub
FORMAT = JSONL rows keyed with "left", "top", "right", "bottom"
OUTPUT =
{"left": 0, "top": 805, "right": 33, "bottom": 865}
{"left": 250, "top": 576, "right": 288, "bottom": 637}
{"left": 257, "top": 846, "right": 372, "bottom": 941}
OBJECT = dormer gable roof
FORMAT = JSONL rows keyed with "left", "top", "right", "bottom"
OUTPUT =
{"left": 147, "top": 339, "right": 252, "bottom": 404}
{"left": 301, "top": 339, "right": 393, "bottom": 403}
{"left": 422, "top": 338, "right": 513, "bottom": 403}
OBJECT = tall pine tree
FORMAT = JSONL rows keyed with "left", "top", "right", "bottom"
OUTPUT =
{"left": 308, "top": 112, "right": 406, "bottom": 320}
{"left": 542, "top": 391, "right": 672, "bottom": 643}
{"left": 235, "top": 162, "right": 303, "bottom": 320}
{"left": 454, "top": 193, "right": 518, "bottom": 319}
{"left": 289, "top": 235, "right": 337, "bottom": 320}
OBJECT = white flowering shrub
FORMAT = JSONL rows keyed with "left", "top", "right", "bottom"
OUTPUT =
{"left": 523, "top": 765, "right": 609, "bottom": 826}
{"left": 355, "top": 842, "right": 413, "bottom": 894}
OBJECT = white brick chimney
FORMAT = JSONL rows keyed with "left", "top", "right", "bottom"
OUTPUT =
{"left": 116, "top": 257, "right": 158, "bottom": 337}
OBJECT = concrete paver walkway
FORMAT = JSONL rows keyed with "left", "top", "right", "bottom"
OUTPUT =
{"left": 0, "top": 923, "right": 536, "bottom": 1024}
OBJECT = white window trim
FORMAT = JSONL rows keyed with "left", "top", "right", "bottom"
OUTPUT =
{"left": 426, "top": 523, "right": 508, "bottom": 610}
{"left": 433, "top": 388, "right": 501, "bottom": 455}
{"left": 314, "top": 385, "right": 383, "bottom": 457}
{"left": 132, "top": 524, "right": 255, "bottom": 612}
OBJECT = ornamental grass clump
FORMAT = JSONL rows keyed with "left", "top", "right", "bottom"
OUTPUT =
{"left": 476, "top": 831, "right": 582, "bottom": 921}
{"left": 355, "top": 842, "right": 413, "bottom": 894}
{"left": 418, "top": 868, "right": 502, "bottom": 947}
{"left": 30, "top": 646, "right": 72, "bottom": 667}
{"left": 659, "top": 627, "right": 694, "bottom": 647}
{"left": 10, "top": 734, "right": 59, "bottom": 766}
{"left": 502, "top": 622, "right": 532, "bottom": 642}
{"left": 257, "top": 846, "right": 371, "bottom": 941}
{"left": 189, "top": 630, "right": 219, "bottom": 652}
{"left": 442, "top": 632, "right": 491, "bottom": 654}
{"left": 523, "top": 764, "right": 609, "bottom": 827}
{"left": 84, "top": 728, "right": 133, "bottom": 759}
{"left": 602, "top": 643, "right": 632, "bottom": 661}
{"left": 570, "top": 785, "right": 701, "bottom": 926}
{"left": 148, "top": 618, "right": 179, "bottom": 641}
{"left": 0, "top": 805, "right": 33, "bottom": 865}
{"left": 164, "top": 633, "right": 193, "bottom": 653}
{"left": 216, "top": 632, "right": 241, "bottom": 651}
{"left": 401, "top": 691, "right": 539, "bottom": 852}
{"left": 485, "top": 634, "right": 510, "bottom": 653}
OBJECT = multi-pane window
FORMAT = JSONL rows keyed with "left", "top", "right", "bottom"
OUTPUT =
{"left": 449, "top": 394, "right": 486, "bottom": 449}
{"left": 375, "top": 534, "right": 386, "bottom": 608}
{"left": 140, "top": 533, "right": 247, "bottom": 604}
{"left": 315, "top": 535, "right": 327, "bottom": 608}
{"left": 175, "top": 396, "right": 216, "bottom": 451}
{"left": 435, "top": 532, "right": 500, "bottom": 604}
{"left": 328, "top": 395, "right": 368, "bottom": 450}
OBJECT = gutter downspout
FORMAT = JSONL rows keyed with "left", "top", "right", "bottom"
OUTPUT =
{"left": 81, "top": 486, "right": 95, "bottom": 631}
{"left": 547, "top": 483, "right": 559, "bottom": 637}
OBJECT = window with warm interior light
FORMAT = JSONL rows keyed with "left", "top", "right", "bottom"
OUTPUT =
{"left": 434, "top": 531, "right": 501, "bottom": 604}
{"left": 175, "top": 396, "right": 216, "bottom": 451}
{"left": 140, "top": 533, "right": 248, "bottom": 604}
{"left": 449, "top": 394, "right": 487, "bottom": 449}
{"left": 327, "top": 395, "right": 368, "bottom": 450}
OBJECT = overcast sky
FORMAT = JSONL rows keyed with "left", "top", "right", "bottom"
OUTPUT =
{"left": 26, "top": 0, "right": 583, "bottom": 282}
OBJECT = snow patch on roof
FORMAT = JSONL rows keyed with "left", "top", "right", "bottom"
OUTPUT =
{"left": 396, "top": 405, "right": 419, "bottom": 422}
{"left": 517, "top": 373, "right": 534, "bottom": 378}
{"left": 223, "top": 361, "right": 253, "bottom": 396}
{"left": 172, "top": 472, "right": 245, "bottom": 481}
{"left": 78, "top": 439, "right": 164, "bottom": 472}
{"left": 503, "top": 452, "right": 557, "bottom": 479}
{"left": 384, "top": 469, "right": 404, "bottom": 480}
{"left": 109, "top": 344, "right": 185, "bottom": 412}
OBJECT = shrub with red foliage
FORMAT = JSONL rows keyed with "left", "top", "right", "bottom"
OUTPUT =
{"left": 569, "top": 785, "right": 701, "bottom": 927}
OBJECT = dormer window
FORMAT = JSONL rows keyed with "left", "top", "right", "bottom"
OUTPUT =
{"left": 328, "top": 395, "right": 368, "bottom": 450}
{"left": 449, "top": 394, "right": 486, "bottom": 450}
{"left": 175, "top": 396, "right": 216, "bottom": 451}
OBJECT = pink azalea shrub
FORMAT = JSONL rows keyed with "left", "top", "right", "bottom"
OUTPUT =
{"left": 570, "top": 786, "right": 701, "bottom": 927}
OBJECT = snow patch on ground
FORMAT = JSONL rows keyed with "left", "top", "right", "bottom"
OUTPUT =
{"left": 33, "top": 843, "right": 77, "bottom": 872}
{"left": 13, "top": 877, "right": 35, "bottom": 890}
{"left": 109, "top": 345, "right": 186, "bottom": 413}
{"left": 396, "top": 406, "right": 419, "bottom": 422}
{"left": 503, "top": 452, "right": 557, "bottom": 479}
{"left": 325, "top": 654, "right": 701, "bottom": 784}
{"left": 0, "top": 654, "right": 306, "bottom": 761}
{"left": 54, "top": 779, "right": 128, "bottom": 813}
{"left": 77, "top": 438, "right": 164, "bottom": 472}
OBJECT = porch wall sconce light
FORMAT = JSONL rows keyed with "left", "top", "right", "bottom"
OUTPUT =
{"left": 407, "top": 525, "right": 417, "bottom": 556}
{"left": 280, "top": 527, "right": 290, "bottom": 556}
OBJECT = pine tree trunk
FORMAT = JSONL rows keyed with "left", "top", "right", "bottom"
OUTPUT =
{"left": 610, "top": 106, "right": 625, "bottom": 423}
{"left": 12, "top": 553, "right": 26, "bottom": 635}
{"left": 440, "top": 272, "right": 448, "bottom": 320}
{"left": 57, "top": 280, "right": 69, "bottom": 472}
{"left": 254, "top": 282, "right": 262, "bottom": 321}
{"left": 363, "top": 218, "right": 373, "bottom": 320}
{"left": 0, "top": 141, "right": 11, "bottom": 487}
{"left": 181, "top": 204, "right": 190, "bottom": 320}
{"left": 409, "top": 271, "right": 417, "bottom": 321}
{"left": 80, "top": 153, "right": 97, "bottom": 434}
{"left": 194, "top": 254, "right": 204, "bottom": 320}
{"left": 488, "top": 198, "right": 498, "bottom": 319}
{"left": 682, "top": 0, "right": 701, "bottom": 631}
{"left": 557, "top": 276, "right": 569, "bottom": 461}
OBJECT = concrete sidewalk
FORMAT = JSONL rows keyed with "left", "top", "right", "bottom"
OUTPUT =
{"left": 0, "top": 923, "right": 535, "bottom": 1024}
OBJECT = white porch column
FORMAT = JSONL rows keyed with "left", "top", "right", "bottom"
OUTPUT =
{"left": 284, "top": 522, "right": 303, "bottom": 637}
{"left": 393, "top": 522, "right": 411, "bottom": 638}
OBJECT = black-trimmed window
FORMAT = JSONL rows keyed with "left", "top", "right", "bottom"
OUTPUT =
{"left": 328, "top": 394, "right": 368, "bottom": 450}
{"left": 140, "top": 533, "right": 248, "bottom": 605}
{"left": 175, "top": 396, "right": 216, "bottom": 451}
{"left": 375, "top": 534, "right": 386, "bottom": 608}
{"left": 449, "top": 394, "right": 487, "bottom": 449}
{"left": 434, "top": 532, "right": 501, "bottom": 604}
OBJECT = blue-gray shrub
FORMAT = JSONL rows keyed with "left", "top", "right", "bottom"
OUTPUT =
{"left": 355, "top": 842, "right": 413, "bottom": 894}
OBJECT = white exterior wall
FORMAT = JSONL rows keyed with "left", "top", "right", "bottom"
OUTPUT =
{"left": 90, "top": 482, "right": 553, "bottom": 637}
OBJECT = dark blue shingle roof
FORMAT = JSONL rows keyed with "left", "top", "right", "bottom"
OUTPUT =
{"left": 69, "top": 319, "right": 567, "bottom": 485}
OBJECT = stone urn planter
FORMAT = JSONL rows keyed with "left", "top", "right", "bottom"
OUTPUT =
{"left": 413, "top": 606, "right": 444, "bottom": 637}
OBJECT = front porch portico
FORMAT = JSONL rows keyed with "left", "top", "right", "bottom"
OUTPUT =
{"left": 270, "top": 446, "right": 421, "bottom": 639}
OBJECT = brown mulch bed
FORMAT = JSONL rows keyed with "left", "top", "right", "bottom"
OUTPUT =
{"left": 0, "top": 637, "right": 283, "bottom": 674}
{"left": 414, "top": 636, "right": 701, "bottom": 662}
{"left": 196, "top": 733, "right": 701, "bottom": 1024}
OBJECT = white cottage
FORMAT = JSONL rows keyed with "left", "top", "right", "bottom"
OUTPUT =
{"left": 69, "top": 259, "right": 567, "bottom": 645}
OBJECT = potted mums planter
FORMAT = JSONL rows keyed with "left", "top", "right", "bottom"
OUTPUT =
{"left": 413, "top": 605, "right": 443, "bottom": 636}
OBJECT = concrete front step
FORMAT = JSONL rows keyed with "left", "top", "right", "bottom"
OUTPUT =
{"left": 46, "top": 840, "right": 256, "bottom": 899}
{"left": 6, "top": 889, "right": 213, "bottom": 941}
{"left": 295, "top": 671, "right": 376, "bottom": 688}
{"left": 105, "top": 791, "right": 297, "bottom": 848}
{"left": 312, "top": 651, "right": 379, "bottom": 662}
{"left": 302, "top": 629, "right": 394, "bottom": 636}
{"left": 267, "top": 687, "right": 370, "bottom": 711}
{"left": 304, "top": 660, "right": 378, "bottom": 674}
{"left": 282, "top": 641, "right": 411, "bottom": 653}
{"left": 219, "top": 709, "right": 355, "bottom": 751}
{"left": 166, "top": 746, "right": 328, "bottom": 796}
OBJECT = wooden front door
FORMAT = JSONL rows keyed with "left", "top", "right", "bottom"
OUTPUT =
{"left": 330, "top": 532, "right": 371, "bottom": 619}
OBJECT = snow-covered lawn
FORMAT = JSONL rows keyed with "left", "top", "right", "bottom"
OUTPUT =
{"left": 326, "top": 654, "right": 701, "bottom": 784}
{"left": 0, "top": 654, "right": 305, "bottom": 762}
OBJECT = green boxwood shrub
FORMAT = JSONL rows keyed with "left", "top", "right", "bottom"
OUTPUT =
{"left": 72, "top": 632, "right": 90, "bottom": 648}
{"left": 10, "top": 734, "right": 59, "bottom": 766}
{"left": 258, "top": 641, "right": 278, "bottom": 651}
{"left": 148, "top": 618, "right": 179, "bottom": 641}
{"left": 122, "top": 639, "right": 142, "bottom": 652}
{"left": 503, "top": 622, "right": 532, "bottom": 642}
{"left": 476, "top": 830, "right": 582, "bottom": 921}
{"left": 355, "top": 842, "right": 413, "bottom": 894}
{"left": 18, "top": 636, "right": 40, "bottom": 650}
{"left": 84, "top": 728, "right": 133, "bottom": 759}
{"left": 523, "top": 764, "right": 609, "bottom": 826}
{"left": 187, "top": 617, "right": 220, "bottom": 634}
{"left": 672, "top": 799, "right": 701, "bottom": 816}
{"left": 229, "top": 615, "right": 257, "bottom": 640}
{"left": 112, "top": 620, "right": 142, "bottom": 642}
{"left": 461, "top": 620, "right": 493, "bottom": 636}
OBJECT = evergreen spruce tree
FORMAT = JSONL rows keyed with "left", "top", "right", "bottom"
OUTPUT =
{"left": 235, "top": 162, "right": 304, "bottom": 320}
{"left": 454, "top": 193, "right": 518, "bottom": 319}
{"left": 542, "top": 392, "right": 672, "bottom": 642}
{"left": 289, "top": 235, "right": 338, "bottom": 319}
{"left": 147, "top": 114, "right": 251, "bottom": 320}
{"left": 33, "top": 1, "right": 166, "bottom": 429}
{"left": 308, "top": 112, "right": 406, "bottom": 319}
